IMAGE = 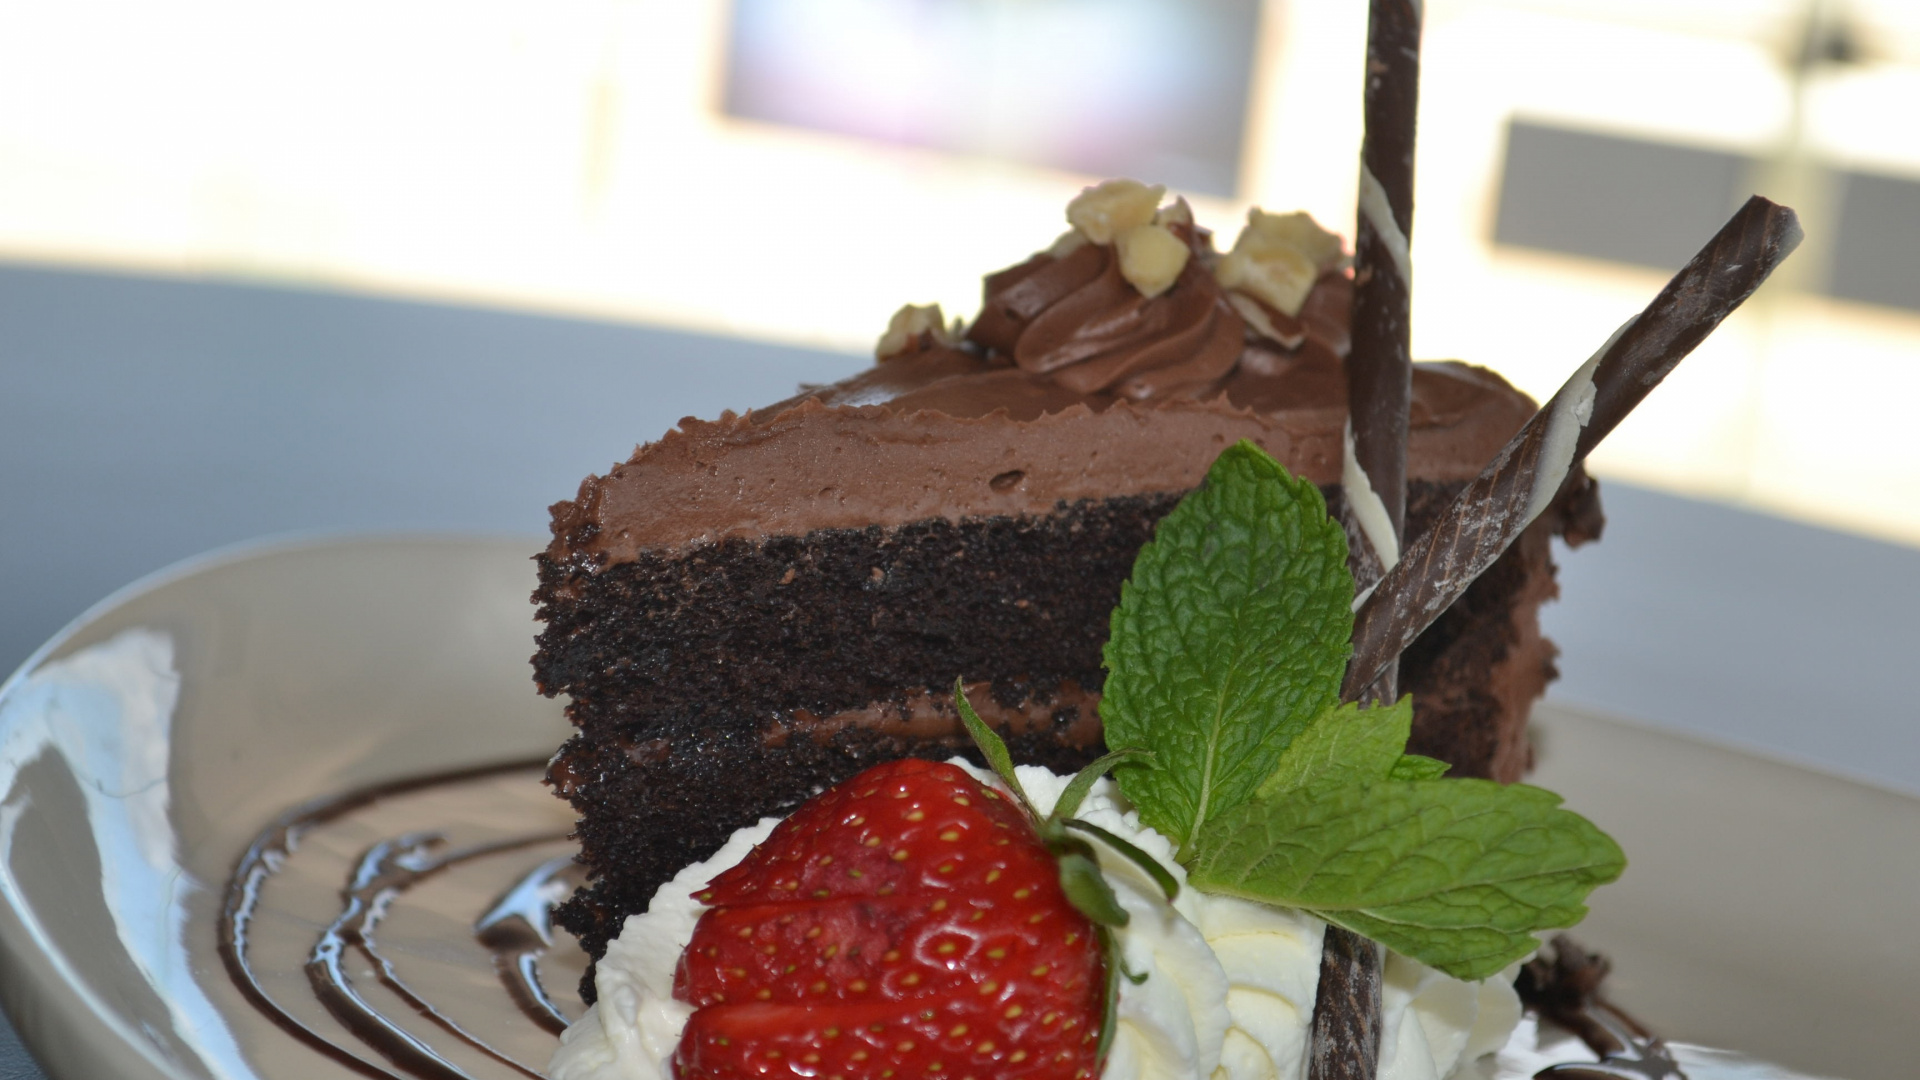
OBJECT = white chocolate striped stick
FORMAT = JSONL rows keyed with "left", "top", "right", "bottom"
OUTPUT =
{"left": 1343, "top": 195, "right": 1803, "bottom": 700}
{"left": 1315, "top": 1, "right": 1424, "bottom": 1077}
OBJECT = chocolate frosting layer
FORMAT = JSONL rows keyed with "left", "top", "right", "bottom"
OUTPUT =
{"left": 548, "top": 232, "right": 1541, "bottom": 565}
{"left": 550, "top": 355, "right": 1535, "bottom": 563}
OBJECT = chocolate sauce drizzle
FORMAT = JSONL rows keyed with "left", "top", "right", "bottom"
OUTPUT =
{"left": 220, "top": 760, "right": 580, "bottom": 1080}
{"left": 1530, "top": 1011, "right": 1685, "bottom": 1080}
{"left": 307, "top": 832, "right": 561, "bottom": 1080}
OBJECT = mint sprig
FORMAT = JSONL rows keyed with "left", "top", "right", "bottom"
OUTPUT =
{"left": 1098, "top": 440, "right": 1625, "bottom": 981}
{"left": 1190, "top": 702, "right": 1625, "bottom": 979}
{"left": 1100, "top": 440, "right": 1353, "bottom": 856}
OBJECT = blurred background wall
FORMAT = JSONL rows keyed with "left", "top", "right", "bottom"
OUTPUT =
{"left": 3, "top": 0, "right": 1918, "bottom": 544}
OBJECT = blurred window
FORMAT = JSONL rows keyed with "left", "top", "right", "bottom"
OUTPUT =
{"left": 1494, "top": 119, "right": 1920, "bottom": 315}
{"left": 1831, "top": 169, "right": 1920, "bottom": 312}
{"left": 1493, "top": 121, "right": 1747, "bottom": 273}
{"left": 722, "top": 0, "right": 1262, "bottom": 195}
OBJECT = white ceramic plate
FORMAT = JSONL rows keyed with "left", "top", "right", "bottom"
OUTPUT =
{"left": 0, "top": 538, "right": 1911, "bottom": 1080}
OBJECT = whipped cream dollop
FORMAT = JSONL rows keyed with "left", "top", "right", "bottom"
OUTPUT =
{"left": 550, "top": 763, "right": 1521, "bottom": 1080}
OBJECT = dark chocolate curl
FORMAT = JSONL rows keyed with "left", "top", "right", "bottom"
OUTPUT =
{"left": 1344, "top": 195, "right": 1802, "bottom": 700}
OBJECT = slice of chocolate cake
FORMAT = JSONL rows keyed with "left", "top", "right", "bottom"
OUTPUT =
{"left": 533, "top": 183, "right": 1602, "bottom": 975}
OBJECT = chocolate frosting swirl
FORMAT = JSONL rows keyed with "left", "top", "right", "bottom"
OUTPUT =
{"left": 966, "top": 228, "right": 1248, "bottom": 401}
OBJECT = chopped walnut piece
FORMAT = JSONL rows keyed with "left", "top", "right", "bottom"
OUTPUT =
{"left": 1114, "top": 223, "right": 1190, "bottom": 299}
{"left": 875, "top": 303, "right": 959, "bottom": 360}
{"left": 1153, "top": 197, "right": 1195, "bottom": 228}
{"left": 1066, "top": 179, "right": 1165, "bottom": 244}
{"left": 1215, "top": 209, "right": 1346, "bottom": 317}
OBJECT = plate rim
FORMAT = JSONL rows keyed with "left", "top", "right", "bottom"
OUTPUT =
{"left": 3, "top": 530, "right": 545, "bottom": 693}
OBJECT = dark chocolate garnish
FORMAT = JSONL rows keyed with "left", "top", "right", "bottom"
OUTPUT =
{"left": 1308, "top": 925, "right": 1385, "bottom": 1080}
{"left": 1519, "top": 936, "right": 1688, "bottom": 1080}
{"left": 1345, "top": 195, "right": 1802, "bottom": 699}
{"left": 1313, "top": 3, "right": 1426, "bottom": 1075}
{"left": 1344, "top": 0, "right": 1420, "bottom": 586}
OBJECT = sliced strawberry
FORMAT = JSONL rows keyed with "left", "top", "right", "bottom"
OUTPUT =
{"left": 674, "top": 759, "right": 1105, "bottom": 1080}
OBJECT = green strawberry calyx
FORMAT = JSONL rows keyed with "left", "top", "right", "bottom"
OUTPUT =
{"left": 955, "top": 678, "right": 1173, "bottom": 1066}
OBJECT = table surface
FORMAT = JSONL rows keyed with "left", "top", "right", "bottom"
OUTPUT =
{"left": 3, "top": 260, "right": 1918, "bottom": 1079}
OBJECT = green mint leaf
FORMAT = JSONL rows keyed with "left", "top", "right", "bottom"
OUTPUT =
{"left": 1187, "top": 777, "right": 1626, "bottom": 980}
{"left": 1254, "top": 698, "right": 1413, "bottom": 798}
{"left": 1388, "top": 754, "right": 1452, "bottom": 781}
{"left": 1101, "top": 440, "right": 1353, "bottom": 857}
{"left": 1321, "top": 910, "right": 1533, "bottom": 983}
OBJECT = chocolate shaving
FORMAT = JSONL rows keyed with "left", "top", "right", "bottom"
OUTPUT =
{"left": 1518, "top": 936, "right": 1631, "bottom": 1055}
{"left": 1344, "top": 195, "right": 1802, "bottom": 699}
{"left": 1520, "top": 936, "right": 1688, "bottom": 1080}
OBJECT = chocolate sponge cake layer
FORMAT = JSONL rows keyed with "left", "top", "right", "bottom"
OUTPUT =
{"left": 538, "top": 477, "right": 1594, "bottom": 976}
{"left": 536, "top": 493, "right": 1176, "bottom": 740}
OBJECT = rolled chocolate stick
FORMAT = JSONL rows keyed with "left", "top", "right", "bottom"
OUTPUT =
{"left": 1343, "top": 195, "right": 1803, "bottom": 700}
{"left": 1313, "top": 3, "right": 1424, "bottom": 1079}
{"left": 1344, "top": 0, "right": 1420, "bottom": 595}
{"left": 1342, "top": 0, "right": 1419, "bottom": 693}
{"left": 1308, "top": 926, "right": 1385, "bottom": 1080}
